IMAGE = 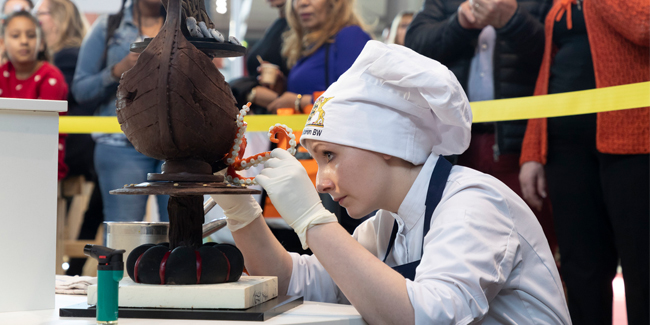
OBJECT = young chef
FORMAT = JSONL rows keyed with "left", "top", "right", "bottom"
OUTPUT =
{"left": 212, "top": 41, "right": 571, "bottom": 324}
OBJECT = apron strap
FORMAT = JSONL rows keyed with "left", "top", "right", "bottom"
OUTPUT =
{"left": 383, "top": 220, "right": 399, "bottom": 262}
{"left": 383, "top": 156, "right": 452, "bottom": 263}
{"left": 422, "top": 155, "right": 452, "bottom": 248}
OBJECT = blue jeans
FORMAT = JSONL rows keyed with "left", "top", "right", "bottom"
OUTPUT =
{"left": 95, "top": 143, "right": 169, "bottom": 222}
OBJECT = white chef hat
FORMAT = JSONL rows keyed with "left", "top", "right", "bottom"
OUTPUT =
{"left": 300, "top": 40, "right": 472, "bottom": 165}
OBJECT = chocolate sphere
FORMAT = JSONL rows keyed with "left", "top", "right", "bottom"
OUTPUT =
{"left": 136, "top": 245, "right": 169, "bottom": 284}
{"left": 126, "top": 243, "right": 156, "bottom": 281}
{"left": 165, "top": 246, "right": 198, "bottom": 285}
{"left": 198, "top": 245, "right": 229, "bottom": 284}
{"left": 215, "top": 243, "right": 244, "bottom": 282}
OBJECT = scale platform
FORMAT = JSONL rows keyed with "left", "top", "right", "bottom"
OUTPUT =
{"left": 59, "top": 296, "right": 303, "bottom": 322}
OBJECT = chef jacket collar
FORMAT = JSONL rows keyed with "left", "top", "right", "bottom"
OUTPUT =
{"left": 394, "top": 154, "right": 441, "bottom": 234}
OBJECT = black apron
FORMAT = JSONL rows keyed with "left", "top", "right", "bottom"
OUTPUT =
{"left": 382, "top": 156, "right": 453, "bottom": 281}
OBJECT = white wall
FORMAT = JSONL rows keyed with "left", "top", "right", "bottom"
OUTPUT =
{"left": 71, "top": 0, "right": 122, "bottom": 14}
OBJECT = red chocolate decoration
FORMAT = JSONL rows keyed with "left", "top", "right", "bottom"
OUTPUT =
{"left": 134, "top": 253, "right": 143, "bottom": 283}
{"left": 222, "top": 250, "right": 231, "bottom": 282}
{"left": 159, "top": 251, "right": 172, "bottom": 285}
{"left": 195, "top": 251, "right": 202, "bottom": 284}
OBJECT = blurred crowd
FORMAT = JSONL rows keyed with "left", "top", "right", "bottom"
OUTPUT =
{"left": 0, "top": 1, "right": 646, "bottom": 324}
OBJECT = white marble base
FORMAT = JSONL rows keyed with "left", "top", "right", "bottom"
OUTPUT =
{"left": 87, "top": 276, "right": 278, "bottom": 309}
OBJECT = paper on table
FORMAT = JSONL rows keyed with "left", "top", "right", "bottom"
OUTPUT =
{"left": 55, "top": 275, "right": 97, "bottom": 295}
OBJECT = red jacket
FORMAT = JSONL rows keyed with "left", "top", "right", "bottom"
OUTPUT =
{"left": 521, "top": 0, "right": 650, "bottom": 165}
{"left": 0, "top": 61, "right": 69, "bottom": 179}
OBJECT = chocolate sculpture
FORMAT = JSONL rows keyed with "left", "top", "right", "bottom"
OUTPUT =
{"left": 111, "top": 0, "right": 297, "bottom": 285}
{"left": 111, "top": 0, "right": 249, "bottom": 285}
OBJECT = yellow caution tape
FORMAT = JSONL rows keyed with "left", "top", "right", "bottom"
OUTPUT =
{"left": 60, "top": 116, "right": 123, "bottom": 134}
{"left": 58, "top": 115, "right": 310, "bottom": 134}
{"left": 59, "top": 82, "right": 649, "bottom": 134}
{"left": 471, "top": 81, "right": 650, "bottom": 122}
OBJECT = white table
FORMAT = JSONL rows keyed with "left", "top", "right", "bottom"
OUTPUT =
{"left": 0, "top": 295, "right": 366, "bottom": 325}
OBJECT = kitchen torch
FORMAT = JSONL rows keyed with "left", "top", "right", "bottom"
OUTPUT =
{"left": 84, "top": 244, "right": 125, "bottom": 324}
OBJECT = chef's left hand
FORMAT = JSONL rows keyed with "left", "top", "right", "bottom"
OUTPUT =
{"left": 255, "top": 148, "right": 338, "bottom": 249}
{"left": 210, "top": 194, "right": 263, "bottom": 232}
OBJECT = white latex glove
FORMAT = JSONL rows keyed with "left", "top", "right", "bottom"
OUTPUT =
{"left": 209, "top": 194, "right": 263, "bottom": 232}
{"left": 255, "top": 148, "right": 338, "bottom": 249}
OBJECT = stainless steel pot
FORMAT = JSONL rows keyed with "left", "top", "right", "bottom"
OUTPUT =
{"left": 104, "top": 197, "right": 225, "bottom": 269}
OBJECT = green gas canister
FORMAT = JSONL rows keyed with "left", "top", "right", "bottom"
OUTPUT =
{"left": 84, "top": 244, "right": 125, "bottom": 324}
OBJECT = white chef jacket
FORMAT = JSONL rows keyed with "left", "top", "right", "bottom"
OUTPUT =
{"left": 286, "top": 153, "right": 572, "bottom": 324}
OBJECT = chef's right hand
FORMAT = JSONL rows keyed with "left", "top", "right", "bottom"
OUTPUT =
{"left": 209, "top": 194, "right": 263, "bottom": 232}
{"left": 255, "top": 149, "right": 338, "bottom": 249}
{"left": 519, "top": 161, "right": 547, "bottom": 211}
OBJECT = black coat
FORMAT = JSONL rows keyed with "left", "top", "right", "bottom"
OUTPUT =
{"left": 230, "top": 17, "right": 289, "bottom": 115}
{"left": 405, "top": 0, "right": 552, "bottom": 155}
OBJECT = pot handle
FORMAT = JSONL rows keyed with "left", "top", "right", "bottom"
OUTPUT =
{"left": 202, "top": 197, "right": 227, "bottom": 238}
{"left": 203, "top": 196, "right": 217, "bottom": 215}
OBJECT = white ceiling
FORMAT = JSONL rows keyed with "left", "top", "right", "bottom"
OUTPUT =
{"left": 71, "top": 0, "right": 424, "bottom": 39}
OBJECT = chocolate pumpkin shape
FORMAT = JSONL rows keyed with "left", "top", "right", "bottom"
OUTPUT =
{"left": 135, "top": 245, "right": 169, "bottom": 284}
{"left": 215, "top": 243, "right": 244, "bottom": 282}
{"left": 198, "top": 245, "right": 229, "bottom": 284}
{"left": 126, "top": 243, "right": 156, "bottom": 281}
{"left": 115, "top": 0, "right": 238, "bottom": 162}
{"left": 126, "top": 242, "right": 243, "bottom": 284}
{"left": 164, "top": 246, "right": 198, "bottom": 285}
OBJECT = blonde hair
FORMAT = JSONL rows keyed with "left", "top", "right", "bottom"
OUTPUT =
{"left": 282, "top": 0, "right": 369, "bottom": 68}
{"left": 45, "top": 0, "right": 87, "bottom": 53}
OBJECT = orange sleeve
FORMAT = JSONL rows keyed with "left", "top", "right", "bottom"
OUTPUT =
{"left": 590, "top": 0, "right": 650, "bottom": 46}
{"left": 520, "top": 118, "right": 547, "bottom": 165}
